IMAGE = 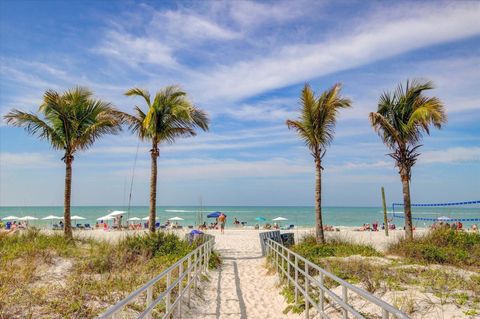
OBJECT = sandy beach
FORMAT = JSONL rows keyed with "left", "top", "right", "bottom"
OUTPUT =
{"left": 62, "top": 226, "right": 423, "bottom": 252}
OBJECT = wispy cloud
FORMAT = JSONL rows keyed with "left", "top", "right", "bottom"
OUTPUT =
{"left": 190, "top": 3, "right": 480, "bottom": 103}
{"left": 0, "top": 152, "right": 61, "bottom": 168}
{"left": 152, "top": 10, "right": 240, "bottom": 42}
{"left": 95, "top": 30, "right": 178, "bottom": 68}
{"left": 420, "top": 147, "right": 480, "bottom": 164}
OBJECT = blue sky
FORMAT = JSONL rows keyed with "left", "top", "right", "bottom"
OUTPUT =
{"left": 0, "top": 0, "right": 479, "bottom": 206}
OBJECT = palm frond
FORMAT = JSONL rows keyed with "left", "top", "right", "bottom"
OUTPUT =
{"left": 287, "top": 83, "right": 351, "bottom": 157}
{"left": 3, "top": 109, "right": 63, "bottom": 150}
{"left": 125, "top": 88, "right": 151, "bottom": 106}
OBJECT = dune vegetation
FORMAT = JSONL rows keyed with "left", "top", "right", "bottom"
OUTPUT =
{"left": 0, "top": 229, "right": 219, "bottom": 318}
{"left": 277, "top": 230, "right": 480, "bottom": 318}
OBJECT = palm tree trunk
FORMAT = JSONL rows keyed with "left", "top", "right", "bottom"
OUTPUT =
{"left": 315, "top": 156, "right": 325, "bottom": 244}
{"left": 149, "top": 141, "right": 159, "bottom": 233}
{"left": 64, "top": 156, "right": 73, "bottom": 239}
{"left": 401, "top": 172, "right": 413, "bottom": 240}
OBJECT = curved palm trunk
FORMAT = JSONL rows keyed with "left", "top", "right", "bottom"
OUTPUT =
{"left": 64, "top": 156, "right": 73, "bottom": 239}
{"left": 401, "top": 172, "right": 413, "bottom": 240}
{"left": 149, "top": 141, "right": 159, "bottom": 233}
{"left": 315, "top": 156, "right": 325, "bottom": 244}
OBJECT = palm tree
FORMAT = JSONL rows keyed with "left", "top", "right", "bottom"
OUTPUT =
{"left": 4, "top": 87, "right": 122, "bottom": 239}
{"left": 120, "top": 86, "right": 209, "bottom": 232}
{"left": 286, "top": 83, "right": 351, "bottom": 244}
{"left": 369, "top": 79, "right": 447, "bottom": 240}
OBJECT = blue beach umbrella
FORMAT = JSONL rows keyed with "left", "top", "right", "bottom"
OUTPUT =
{"left": 207, "top": 212, "right": 225, "bottom": 218}
{"left": 190, "top": 229, "right": 203, "bottom": 235}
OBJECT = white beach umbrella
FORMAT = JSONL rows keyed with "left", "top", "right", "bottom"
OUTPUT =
{"left": 18, "top": 216, "right": 38, "bottom": 221}
{"left": 97, "top": 215, "right": 114, "bottom": 221}
{"left": 142, "top": 216, "right": 159, "bottom": 220}
{"left": 272, "top": 217, "right": 288, "bottom": 221}
{"left": 71, "top": 215, "right": 86, "bottom": 220}
{"left": 437, "top": 216, "right": 451, "bottom": 221}
{"left": 169, "top": 217, "right": 184, "bottom": 221}
{"left": 1, "top": 215, "right": 19, "bottom": 220}
{"left": 127, "top": 217, "right": 141, "bottom": 221}
{"left": 42, "top": 215, "right": 63, "bottom": 220}
{"left": 108, "top": 210, "right": 126, "bottom": 217}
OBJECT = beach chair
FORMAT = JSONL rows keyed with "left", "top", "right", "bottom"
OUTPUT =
{"left": 188, "top": 225, "right": 193, "bottom": 229}
{"left": 84, "top": 223, "right": 92, "bottom": 230}
{"left": 52, "top": 224, "right": 60, "bottom": 230}
{"left": 155, "top": 222, "right": 160, "bottom": 228}
{"left": 77, "top": 223, "right": 85, "bottom": 230}
{"left": 6, "top": 222, "right": 11, "bottom": 230}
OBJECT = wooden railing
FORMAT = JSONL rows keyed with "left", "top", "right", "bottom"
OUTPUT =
{"left": 98, "top": 234, "right": 215, "bottom": 319}
{"left": 265, "top": 238, "right": 410, "bottom": 319}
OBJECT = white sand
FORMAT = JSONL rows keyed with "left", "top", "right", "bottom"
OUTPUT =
{"left": 184, "top": 229, "right": 301, "bottom": 319}
{"left": 41, "top": 227, "right": 463, "bottom": 318}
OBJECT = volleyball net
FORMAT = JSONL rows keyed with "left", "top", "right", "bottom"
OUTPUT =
{"left": 391, "top": 200, "right": 480, "bottom": 223}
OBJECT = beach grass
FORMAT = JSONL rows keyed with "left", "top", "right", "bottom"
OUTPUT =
{"left": 278, "top": 231, "right": 480, "bottom": 317}
{"left": 0, "top": 228, "right": 207, "bottom": 318}
{"left": 388, "top": 227, "right": 480, "bottom": 268}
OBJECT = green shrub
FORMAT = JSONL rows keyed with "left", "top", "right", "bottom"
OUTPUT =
{"left": 291, "top": 235, "right": 381, "bottom": 265}
{"left": 388, "top": 228, "right": 480, "bottom": 268}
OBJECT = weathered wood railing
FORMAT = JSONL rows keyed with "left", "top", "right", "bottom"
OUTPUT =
{"left": 265, "top": 238, "right": 409, "bottom": 319}
{"left": 98, "top": 234, "right": 215, "bottom": 319}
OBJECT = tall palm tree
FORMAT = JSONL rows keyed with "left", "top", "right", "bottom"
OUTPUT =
{"left": 369, "top": 79, "right": 447, "bottom": 240}
{"left": 4, "top": 87, "right": 122, "bottom": 239}
{"left": 120, "top": 86, "right": 209, "bottom": 232}
{"left": 286, "top": 83, "right": 351, "bottom": 244}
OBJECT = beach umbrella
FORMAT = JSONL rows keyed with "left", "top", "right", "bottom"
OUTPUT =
{"left": 272, "top": 217, "right": 288, "bottom": 221}
{"left": 255, "top": 217, "right": 266, "bottom": 221}
{"left": 18, "top": 216, "right": 38, "bottom": 220}
{"left": 97, "top": 215, "right": 114, "bottom": 221}
{"left": 42, "top": 215, "right": 63, "bottom": 220}
{"left": 108, "top": 210, "right": 126, "bottom": 217}
{"left": 142, "top": 216, "right": 159, "bottom": 220}
{"left": 1, "top": 215, "right": 19, "bottom": 220}
{"left": 127, "top": 217, "right": 141, "bottom": 221}
{"left": 190, "top": 229, "right": 203, "bottom": 235}
{"left": 437, "top": 216, "right": 451, "bottom": 221}
{"left": 207, "top": 212, "right": 223, "bottom": 218}
{"left": 71, "top": 215, "right": 86, "bottom": 220}
{"left": 169, "top": 217, "right": 184, "bottom": 221}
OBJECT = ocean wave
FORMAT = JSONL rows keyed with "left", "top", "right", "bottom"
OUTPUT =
{"left": 164, "top": 209, "right": 196, "bottom": 213}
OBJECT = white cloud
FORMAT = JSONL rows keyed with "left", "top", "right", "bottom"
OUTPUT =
{"left": 420, "top": 147, "right": 480, "bottom": 164}
{"left": 190, "top": 3, "right": 480, "bottom": 103}
{"left": 152, "top": 10, "right": 240, "bottom": 41}
{"left": 229, "top": 0, "right": 306, "bottom": 28}
{"left": 115, "top": 157, "right": 312, "bottom": 180}
{"left": 224, "top": 98, "right": 298, "bottom": 121}
{"left": 0, "top": 152, "right": 61, "bottom": 168}
{"left": 96, "top": 30, "right": 178, "bottom": 68}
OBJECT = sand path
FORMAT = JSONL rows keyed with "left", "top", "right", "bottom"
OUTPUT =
{"left": 184, "top": 230, "right": 300, "bottom": 319}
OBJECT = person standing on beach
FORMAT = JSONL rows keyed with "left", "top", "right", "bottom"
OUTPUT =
{"left": 218, "top": 213, "right": 226, "bottom": 234}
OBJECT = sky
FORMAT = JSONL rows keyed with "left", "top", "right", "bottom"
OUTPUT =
{"left": 0, "top": 0, "right": 479, "bottom": 207}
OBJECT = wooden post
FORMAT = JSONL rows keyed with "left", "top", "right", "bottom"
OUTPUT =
{"left": 304, "top": 263, "right": 309, "bottom": 319}
{"left": 178, "top": 262, "right": 183, "bottom": 318}
{"left": 187, "top": 256, "right": 192, "bottom": 306}
{"left": 294, "top": 255, "right": 298, "bottom": 304}
{"left": 166, "top": 272, "right": 171, "bottom": 314}
{"left": 320, "top": 272, "right": 324, "bottom": 311}
{"left": 382, "top": 186, "right": 389, "bottom": 237}
{"left": 146, "top": 286, "right": 153, "bottom": 319}
{"left": 342, "top": 286, "right": 348, "bottom": 319}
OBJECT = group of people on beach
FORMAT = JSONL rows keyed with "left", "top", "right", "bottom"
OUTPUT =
{"left": 199, "top": 213, "right": 227, "bottom": 233}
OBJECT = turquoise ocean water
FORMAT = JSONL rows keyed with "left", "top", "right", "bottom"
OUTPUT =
{"left": 1, "top": 206, "right": 479, "bottom": 228}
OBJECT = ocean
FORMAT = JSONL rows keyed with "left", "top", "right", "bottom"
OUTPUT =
{"left": 1, "top": 206, "right": 479, "bottom": 228}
